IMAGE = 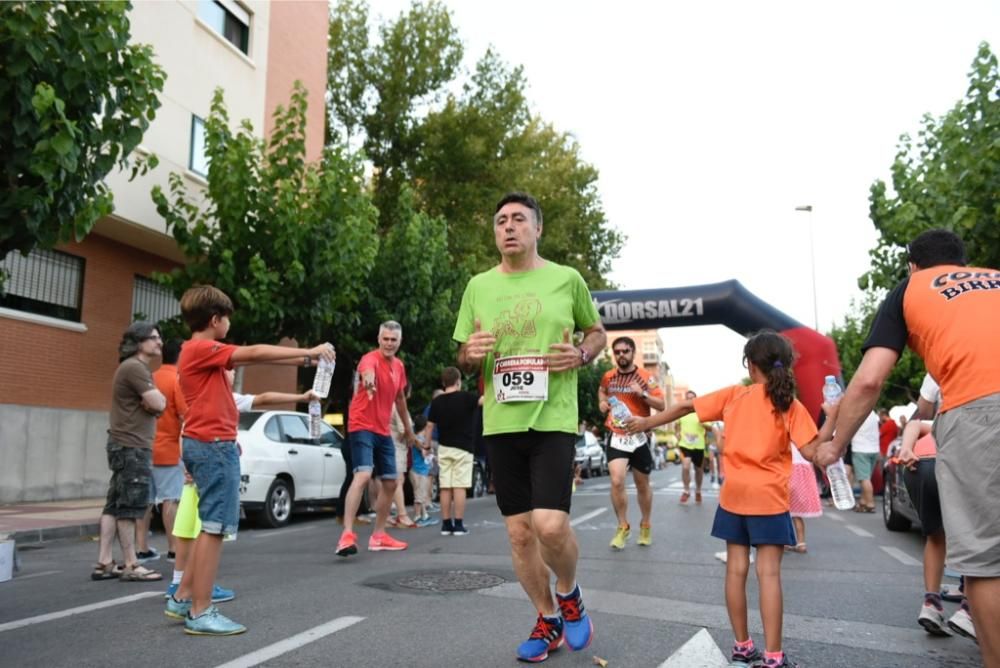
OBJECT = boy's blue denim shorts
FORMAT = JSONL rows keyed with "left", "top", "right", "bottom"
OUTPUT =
{"left": 349, "top": 430, "right": 397, "bottom": 479}
{"left": 711, "top": 505, "right": 796, "bottom": 547}
{"left": 181, "top": 437, "right": 240, "bottom": 537}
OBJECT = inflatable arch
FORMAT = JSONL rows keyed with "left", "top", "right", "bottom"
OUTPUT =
{"left": 592, "top": 280, "right": 842, "bottom": 422}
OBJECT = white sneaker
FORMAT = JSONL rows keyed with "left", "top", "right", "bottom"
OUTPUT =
{"left": 918, "top": 601, "right": 950, "bottom": 636}
{"left": 714, "top": 549, "right": 754, "bottom": 564}
{"left": 948, "top": 607, "right": 977, "bottom": 642}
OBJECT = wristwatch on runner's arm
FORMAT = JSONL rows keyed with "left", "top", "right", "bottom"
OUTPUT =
{"left": 578, "top": 347, "right": 591, "bottom": 366}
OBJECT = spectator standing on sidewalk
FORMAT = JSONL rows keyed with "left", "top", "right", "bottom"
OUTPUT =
{"left": 92, "top": 322, "right": 166, "bottom": 583}
{"left": 424, "top": 366, "right": 480, "bottom": 536}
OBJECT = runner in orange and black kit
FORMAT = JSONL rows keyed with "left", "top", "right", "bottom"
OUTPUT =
{"left": 815, "top": 229, "right": 1000, "bottom": 668}
{"left": 599, "top": 336, "right": 665, "bottom": 550}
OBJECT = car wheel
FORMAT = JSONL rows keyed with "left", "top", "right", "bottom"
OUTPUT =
{"left": 261, "top": 478, "right": 293, "bottom": 529}
{"left": 882, "top": 476, "right": 911, "bottom": 532}
{"left": 581, "top": 462, "right": 591, "bottom": 479}
{"left": 592, "top": 457, "right": 602, "bottom": 477}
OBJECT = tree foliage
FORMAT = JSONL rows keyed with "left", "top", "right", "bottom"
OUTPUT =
{"left": 831, "top": 43, "right": 999, "bottom": 408}
{"left": 864, "top": 42, "right": 1000, "bottom": 291}
{"left": 151, "top": 83, "right": 379, "bottom": 347}
{"left": 0, "top": 1, "right": 163, "bottom": 281}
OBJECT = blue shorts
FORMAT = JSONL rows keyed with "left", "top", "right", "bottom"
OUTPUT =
{"left": 711, "top": 506, "right": 796, "bottom": 547}
{"left": 181, "top": 438, "right": 240, "bottom": 537}
{"left": 349, "top": 430, "right": 397, "bottom": 479}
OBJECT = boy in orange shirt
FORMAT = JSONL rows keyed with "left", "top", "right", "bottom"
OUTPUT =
{"left": 167, "top": 285, "right": 335, "bottom": 635}
{"left": 627, "top": 330, "right": 836, "bottom": 668}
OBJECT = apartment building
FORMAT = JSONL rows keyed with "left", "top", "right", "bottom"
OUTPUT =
{"left": 0, "top": 1, "right": 329, "bottom": 502}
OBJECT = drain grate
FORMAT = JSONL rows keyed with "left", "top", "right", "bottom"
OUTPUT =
{"left": 395, "top": 569, "right": 506, "bottom": 592}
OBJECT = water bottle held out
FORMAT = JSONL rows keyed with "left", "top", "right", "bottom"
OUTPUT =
{"left": 826, "top": 458, "right": 856, "bottom": 510}
{"left": 312, "top": 347, "right": 336, "bottom": 399}
{"left": 609, "top": 397, "right": 647, "bottom": 445}
{"left": 822, "top": 375, "right": 843, "bottom": 405}
{"left": 308, "top": 399, "right": 322, "bottom": 439}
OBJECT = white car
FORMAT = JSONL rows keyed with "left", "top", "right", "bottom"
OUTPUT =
{"left": 574, "top": 430, "right": 608, "bottom": 478}
{"left": 237, "top": 410, "right": 347, "bottom": 528}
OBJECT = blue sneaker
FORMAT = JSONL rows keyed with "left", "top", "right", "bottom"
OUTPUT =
{"left": 556, "top": 585, "right": 593, "bottom": 651}
{"left": 184, "top": 605, "right": 247, "bottom": 636}
{"left": 164, "top": 583, "right": 234, "bottom": 603}
{"left": 165, "top": 596, "right": 191, "bottom": 621}
{"left": 517, "top": 614, "right": 563, "bottom": 662}
{"left": 211, "top": 584, "right": 235, "bottom": 603}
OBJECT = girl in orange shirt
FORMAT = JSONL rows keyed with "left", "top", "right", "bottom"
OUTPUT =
{"left": 627, "top": 330, "right": 836, "bottom": 668}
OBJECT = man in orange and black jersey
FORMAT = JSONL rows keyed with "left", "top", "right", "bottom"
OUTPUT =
{"left": 599, "top": 337, "right": 665, "bottom": 550}
{"left": 816, "top": 229, "right": 1000, "bottom": 668}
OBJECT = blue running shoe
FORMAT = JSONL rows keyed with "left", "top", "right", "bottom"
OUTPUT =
{"left": 184, "top": 605, "right": 246, "bottom": 636}
{"left": 164, "top": 582, "right": 234, "bottom": 602}
{"left": 517, "top": 614, "right": 563, "bottom": 662}
{"left": 165, "top": 596, "right": 191, "bottom": 621}
{"left": 211, "top": 584, "right": 235, "bottom": 603}
{"left": 556, "top": 585, "right": 593, "bottom": 651}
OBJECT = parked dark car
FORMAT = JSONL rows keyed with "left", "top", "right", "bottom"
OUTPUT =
{"left": 881, "top": 438, "right": 920, "bottom": 532}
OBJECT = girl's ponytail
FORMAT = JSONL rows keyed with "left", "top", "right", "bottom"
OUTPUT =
{"left": 743, "top": 330, "right": 797, "bottom": 413}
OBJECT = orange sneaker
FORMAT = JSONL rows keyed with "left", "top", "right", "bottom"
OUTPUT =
{"left": 336, "top": 531, "right": 358, "bottom": 557}
{"left": 368, "top": 531, "right": 408, "bottom": 552}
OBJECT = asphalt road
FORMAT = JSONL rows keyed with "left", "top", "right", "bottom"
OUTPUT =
{"left": 0, "top": 466, "right": 983, "bottom": 667}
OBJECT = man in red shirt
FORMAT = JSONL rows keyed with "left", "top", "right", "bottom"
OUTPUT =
{"left": 877, "top": 408, "right": 898, "bottom": 457}
{"left": 336, "top": 321, "right": 418, "bottom": 558}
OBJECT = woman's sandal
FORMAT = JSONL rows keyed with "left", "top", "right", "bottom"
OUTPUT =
{"left": 793, "top": 542, "right": 808, "bottom": 553}
{"left": 90, "top": 562, "right": 123, "bottom": 581}
{"left": 118, "top": 565, "right": 163, "bottom": 582}
{"left": 395, "top": 516, "right": 418, "bottom": 529}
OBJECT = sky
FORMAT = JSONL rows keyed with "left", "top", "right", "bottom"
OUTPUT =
{"left": 369, "top": 0, "right": 1000, "bottom": 392}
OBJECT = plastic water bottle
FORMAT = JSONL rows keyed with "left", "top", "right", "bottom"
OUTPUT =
{"left": 312, "top": 348, "right": 335, "bottom": 398}
{"left": 608, "top": 396, "right": 647, "bottom": 445}
{"left": 308, "top": 399, "right": 322, "bottom": 439}
{"left": 822, "top": 375, "right": 843, "bottom": 405}
{"left": 826, "top": 458, "right": 856, "bottom": 510}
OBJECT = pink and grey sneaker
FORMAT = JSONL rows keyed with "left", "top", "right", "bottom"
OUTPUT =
{"left": 516, "top": 614, "right": 564, "bottom": 662}
{"left": 731, "top": 641, "right": 762, "bottom": 665}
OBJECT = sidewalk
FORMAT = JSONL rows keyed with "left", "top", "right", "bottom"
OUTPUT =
{"left": 0, "top": 498, "right": 104, "bottom": 545}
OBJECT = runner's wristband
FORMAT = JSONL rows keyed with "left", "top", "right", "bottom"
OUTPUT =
{"left": 578, "top": 347, "right": 590, "bottom": 366}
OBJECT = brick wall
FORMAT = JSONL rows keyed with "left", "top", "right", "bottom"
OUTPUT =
{"left": 0, "top": 234, "right": 179, "bottom": 412}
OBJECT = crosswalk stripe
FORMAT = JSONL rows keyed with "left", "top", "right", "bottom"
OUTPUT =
{"left": 844, "top": 524, "right": 873, "bottom": 538}
{"left": 0, "top": 591, "right": 162, "bottom": 633}
{"left": 880, "top": 545, "right": 922, "bottom": 566}
{"left": 212, "top": 616, "right": 365, "bottom": 668}
{"left": 657, "top": 628, "right": 728, "bottom": 667}
{"left": 570, "top": 508, "right": 608, "bottom": 527}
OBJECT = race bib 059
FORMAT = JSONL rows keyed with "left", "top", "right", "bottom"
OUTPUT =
{"left": 493, "top": 355, "right": 548, "bottom": 403}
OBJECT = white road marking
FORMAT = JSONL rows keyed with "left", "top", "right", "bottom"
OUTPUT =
{"left": 12, "top": 570, "right": 62, "bottom": 581}
{"left": 0, "top": 591, "right": 162, "bottom": 633}
{"left": 658, "top": 628, "right": 729, "bottom": 668}
{"left": 251, "top": 525, "right": 316, "bottom": 539}
{"left": 212, "top": 616, "right": 365, "bottom": 668}
{"left": 845, "top": 524, "right": 873, "bottom": 538}
{"left": 825, "top": 512, "right": 844, "bottom": 521}
{"left": 478, "top": 584, "right": 981, "bottom": 661}
{"left": 570, "top": 508, "right": 607, "bottom": 527}
{"left": 880, "top": 545, "right": 922, "bottom": 566}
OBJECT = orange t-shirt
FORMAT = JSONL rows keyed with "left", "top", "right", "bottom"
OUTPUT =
{"left": 694, "top": 384, "right": 817, "bottom": 515}
{"left": 600, "top": 366, "right": 664, "bottom": 434}
{"left": 178, "top": 338, "right": 238, "bottom": 442}
{"left": 152, "top": 364, "right": 188, "bottom": 465}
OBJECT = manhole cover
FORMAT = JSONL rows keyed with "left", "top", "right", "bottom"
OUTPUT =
{"left": 395, "top": 570, "right": 506, "bottom": 592}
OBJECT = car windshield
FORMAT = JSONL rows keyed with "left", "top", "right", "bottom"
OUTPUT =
{"left": 238, "top": 412, "right": 264, "bottom": 431}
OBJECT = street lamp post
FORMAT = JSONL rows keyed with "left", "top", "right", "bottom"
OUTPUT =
{"left": 795, "top": 205, "right": 818, "bottom": 331}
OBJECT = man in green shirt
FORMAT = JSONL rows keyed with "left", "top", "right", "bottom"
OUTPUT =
{"left": 455, "top": 192, "right": 606, "bottom": 663}
{"left": 676, "top": 390, "right": 715, "bottom": 504}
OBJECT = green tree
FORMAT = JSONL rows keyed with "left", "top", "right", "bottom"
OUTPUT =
{"left": 0, "top": 1, "right": 164, "bottom": 283}
{"left": 151, "top": 83, "right": 379, "bottom": 348}
{"left": 864, "top": 42, "right": 1000, "bottom": 291}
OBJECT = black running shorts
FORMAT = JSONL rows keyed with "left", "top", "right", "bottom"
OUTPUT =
{"left": 484, "top": 430, "right": 575, "bottom": 516}
{"left": 678, "top": 446, "right": 705, "bottom": 468}
{"left": 607, "top": 442, "right": 653, "bottom": 475}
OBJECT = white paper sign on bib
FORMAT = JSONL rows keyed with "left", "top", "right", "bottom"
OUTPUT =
{"left": 493, "top": 355, "right": 548, "bottom": 403}
{"left": 610, "top": 430, "right": 647, "bottom": 453}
